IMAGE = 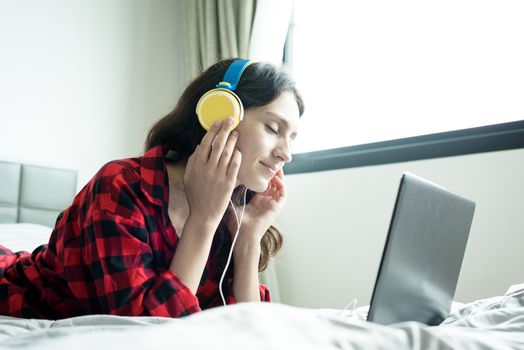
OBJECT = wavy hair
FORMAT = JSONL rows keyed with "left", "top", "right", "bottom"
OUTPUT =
{"left": 145, "top": 58, "right": 304, "bottom": 272}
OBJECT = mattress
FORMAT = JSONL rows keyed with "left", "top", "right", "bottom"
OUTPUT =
{"left": 0, "top": 223, "right": 522, "bottom": 350}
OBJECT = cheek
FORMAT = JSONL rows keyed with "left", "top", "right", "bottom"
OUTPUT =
{"left": 236, "top": 139, "right": 263, "bottom": 173}
{"left": 237, "top": 144, "right": 256, "bottom": 166}
{"left": 236, "top": 134, "right": 265, "bottom": 159}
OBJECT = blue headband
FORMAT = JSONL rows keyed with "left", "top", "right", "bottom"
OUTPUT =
{"left": 216, "top": 59, "right": 251, "bottom": 91}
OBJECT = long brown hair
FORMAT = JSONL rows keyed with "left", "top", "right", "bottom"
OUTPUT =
{"left": 146, "top": 58, "right": 304, "bottom": 272}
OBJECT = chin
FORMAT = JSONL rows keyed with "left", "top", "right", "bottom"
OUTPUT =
{"left": 238, "top": 175, "right": 269, "bottom": 193}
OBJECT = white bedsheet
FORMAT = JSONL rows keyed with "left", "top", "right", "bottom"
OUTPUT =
{"left": 1, "top": 223, "right": 523, "bottom": 349}
{"left": 0, "top": 283, "right": 522, "bottom": 350}
{"left": 0, "top": 223, "right": 52, "bottom": 253}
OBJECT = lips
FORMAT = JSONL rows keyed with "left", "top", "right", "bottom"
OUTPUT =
{"left": 260, "top": 162, "right": 278, "bottom": 177}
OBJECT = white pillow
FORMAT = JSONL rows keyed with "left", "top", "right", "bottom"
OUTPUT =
{"left": 0, "top": 223, "right": 53, "bottom": 253}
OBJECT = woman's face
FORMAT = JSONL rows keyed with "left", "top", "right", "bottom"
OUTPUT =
{"left": 234, "top": 91, "right": 300, "bottom": 192}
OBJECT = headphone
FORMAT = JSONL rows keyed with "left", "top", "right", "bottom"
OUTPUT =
{"left": 196, "top": 59, "right": 252, "bottom": 130}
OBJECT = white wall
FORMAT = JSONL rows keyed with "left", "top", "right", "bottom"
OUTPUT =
{"left": 277, "top": 148, "right": 524, "bottom": 308}
{"left": 0, "top": 0, "right": 187, "bottom": 189}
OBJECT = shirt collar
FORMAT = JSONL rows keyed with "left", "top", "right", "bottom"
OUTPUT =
{"left": 139, "top": 145, "right": 170, "bottom": 208}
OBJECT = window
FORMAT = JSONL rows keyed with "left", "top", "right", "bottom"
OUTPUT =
{"left": 287, "top": 0, "right": 524, "bottom": 155}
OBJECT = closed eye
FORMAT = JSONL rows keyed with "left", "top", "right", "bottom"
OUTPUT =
{"left": 265, "top": 124, "right": 278, "bottom": 134}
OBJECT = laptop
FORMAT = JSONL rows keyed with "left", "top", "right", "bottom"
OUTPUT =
{"left": 366, "top": 172, "right": 475, "bottom": 326}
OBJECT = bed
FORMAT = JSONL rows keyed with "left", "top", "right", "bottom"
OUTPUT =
{"left": 0, "top": 161, "right": 77, "bottom": 228}
{"left": 1, "top": 163, "right": 523, "bottom": 349}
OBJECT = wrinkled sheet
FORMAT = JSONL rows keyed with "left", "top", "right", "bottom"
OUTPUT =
{"left": 0, "top": 284, "right": 522, "bottom": 350}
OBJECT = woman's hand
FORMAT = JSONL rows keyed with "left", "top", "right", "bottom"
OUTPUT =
{"left": 184, "top": 117, "right": 241, "bottom": 230}
{"left": 228, "top": 169, "right": 287, "bottom": 243}
{"left": 228, "top": 165, "right": 286, "bottom": 303}
{"left": 171, "top": 118, "right": 241, "bottom": 293}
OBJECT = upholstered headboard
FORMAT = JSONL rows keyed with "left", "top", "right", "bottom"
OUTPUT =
{"left": 0, "top": 161, "right": 77, "bottom": 227}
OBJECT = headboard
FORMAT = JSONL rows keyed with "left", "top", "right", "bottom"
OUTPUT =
{"left": 0, "top": 161, "right": 77, "bottom": 228}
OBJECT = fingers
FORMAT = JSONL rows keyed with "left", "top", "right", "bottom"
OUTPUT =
{"left": 184, "top": 145, "right": 198, "bottom": 183}
{"left": 197, "top": 119, "right": 224, "bottom": 163}
{"left": 218, "top": 130, "right": 239, "bottom": 170}
{"left": 197, "top": 116, "right": 236, "bottom": 166}
{"left": 270, "top": 173, "right": 286, "bottom": 202}
{"left": 209, "top": 117, "right": 236, "bottom": 165}
{"left": 226, "top": 148, "right": 242, "bottom": 178}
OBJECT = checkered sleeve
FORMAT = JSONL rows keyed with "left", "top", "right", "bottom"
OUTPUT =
{"left": 260, "top": 283, "right": 271, "bottom": 302}
{"left": 205, "top": 278, "right": 271, "bottom": 307}
{"left": 67, "top": 164, "right": 202, "bottom": 318}
{"left": 77, "top": 209, "right": 201, "bottom": 317}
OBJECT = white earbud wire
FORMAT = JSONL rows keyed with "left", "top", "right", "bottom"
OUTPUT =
{"left": 337, "top": 298, "right": 358, "bottom": 317}
{"left": 219, "top": 187, "right": 248, "bottom": 306}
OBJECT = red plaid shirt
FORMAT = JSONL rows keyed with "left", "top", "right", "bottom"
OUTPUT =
{"left": 0, "top": 146, "right": 270, "bottom": 319}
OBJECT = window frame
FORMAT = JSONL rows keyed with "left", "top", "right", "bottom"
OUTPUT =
{"left": 283, "top": 120, "right": 524, "bottom": 174}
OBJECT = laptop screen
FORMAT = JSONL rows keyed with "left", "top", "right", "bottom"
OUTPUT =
{"left": 367, "top": 173, "right": 475, "bottom": 325}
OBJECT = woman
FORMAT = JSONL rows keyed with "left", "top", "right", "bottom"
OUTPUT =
{"left": 0, "top": 58, "right": 304, "bottom": 319}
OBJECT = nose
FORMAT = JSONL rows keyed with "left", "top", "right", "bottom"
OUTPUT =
{"left": 273, "top": 138, "right": 292, "bottom": 163}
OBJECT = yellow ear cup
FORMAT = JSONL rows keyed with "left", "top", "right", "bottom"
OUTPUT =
{"left": 196, "top": 88, "right": 244, "bottom": 130}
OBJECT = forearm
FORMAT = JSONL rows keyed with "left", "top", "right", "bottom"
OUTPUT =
{"left": 170, "top": 215, "right": 217, "bottom": 294}
{"left": 233, "top": 238, "right": 262, "bottom": 302}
